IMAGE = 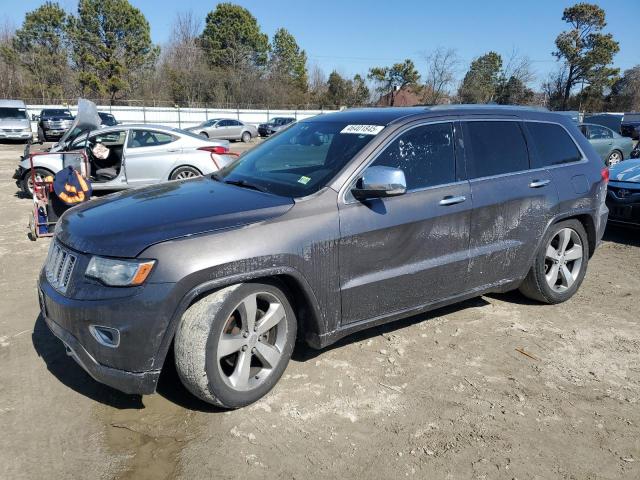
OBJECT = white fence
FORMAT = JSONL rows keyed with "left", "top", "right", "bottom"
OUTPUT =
{"left": 26, "top": 104, "right": 339, "bottom": 131}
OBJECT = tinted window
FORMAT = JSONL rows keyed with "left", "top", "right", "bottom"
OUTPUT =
{"left": 128, "top": 130, "right": 175, "bottom": 148}
{"left": 42, "top": 109, "right": 73, "bottom": 118}
{"left": 371, "top": 122, "right": 456, "bottom": 190}
{"left": 464, "top": 121, "right": 529, "bottom": 178}
{"left": 218, "top": 120, "right": 232, "bottom": 127}
{"left": 0, "top": 107, "right": 28, "bottom": 119}
{"left": 528, "top": 122, "right": 582, "bottom": 167}
{"left": 230, "top": 120, "right": 242, "bottom": 126}
{"left": 215, "top": 121, "right": 380, "bottom": 197}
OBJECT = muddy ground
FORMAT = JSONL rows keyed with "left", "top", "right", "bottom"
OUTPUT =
{"left": 0, "top": 140, "right": 639, "bottom": 480}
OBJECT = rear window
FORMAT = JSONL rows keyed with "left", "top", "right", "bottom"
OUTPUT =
{"left": 527, "top": 122, "right": 582, "bottom": 167}
{"left": 464, "top": 121, "right": 529, "bottom": 178}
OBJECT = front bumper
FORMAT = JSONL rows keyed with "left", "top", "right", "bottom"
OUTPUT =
{"left": 38, "top": 268, "right": 178, "bottom": 395}
{"left": 0, "top": 131, "right": 31, "bottom": 140}
{"left": 13, "top": 166, "right": 25, "bottom": 185}
{"left": 44, "top": 314, "right": 160, "bottom": 394}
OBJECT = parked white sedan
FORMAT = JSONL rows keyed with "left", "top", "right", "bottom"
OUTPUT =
{"left": 15, "top": 124, "right": 236, "bottom": 194}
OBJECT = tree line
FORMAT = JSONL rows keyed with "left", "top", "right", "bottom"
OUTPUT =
{"left": 0, "top": 1, "right": 638, "bottom": 112}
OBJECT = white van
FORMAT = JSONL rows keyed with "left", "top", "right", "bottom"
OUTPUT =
{"left": 0, "top": 100, "right": 32, "bottom": 142}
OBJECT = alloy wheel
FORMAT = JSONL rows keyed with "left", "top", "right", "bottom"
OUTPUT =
{"left": 175, "top": 169, "right": 198, "bottom": 179}
{"left": 216, "top": 292, "right": 288, "bottom": 391}
{"left": 544, "top": 227, "right": 583, "bottom": 293}
{"left": 607, "top": 151, "right": 622, "bottom": 166}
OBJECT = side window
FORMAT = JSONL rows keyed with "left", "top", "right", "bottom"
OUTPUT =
{"left": 589, "top": 125, "right": 612, "bottom": 140}
{"left": 94, "top": 130, "right": 126, "bottom": 145}
{"left": 464, "top": 121, "right": 529, "bottom": 178}
{"left": 128, "top": 130, "right": 175, "bottom": 148}
{"left": 371, "top": 122, "right": 456, "bottom": 190}
{"left": 527, "top": 122, "right": 582, "bottom": 167}
{"left": 218, "top": 120, "right": 231, "bottom": 127}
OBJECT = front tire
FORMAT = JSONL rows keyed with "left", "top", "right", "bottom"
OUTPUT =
{"left": 174, "top": 282, "right": 297, "bottom": 408}
{"left": 21, "top": 168, "right": 53, "bottom": 196}
{"left": 519, "top": 219, "right": 589, "bottom": 304}
{"left": 200, "top": 131, "right": 209, "bottom": 138}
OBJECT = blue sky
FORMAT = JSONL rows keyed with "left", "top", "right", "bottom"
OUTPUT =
{"left": 2, "top": 0, "right": 638, "bottom": 86}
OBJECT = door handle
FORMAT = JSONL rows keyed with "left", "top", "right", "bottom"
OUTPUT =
{"left": 166, "top": 149, "right": 180, "bottom": 153}
{"left": 439, "top": 195, "right": 466, "bottom": 206}
{"left": 529, "top": 179, "right": 550, "bottom": 188}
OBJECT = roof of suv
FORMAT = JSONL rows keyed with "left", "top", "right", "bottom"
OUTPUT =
{"left": 308, "top": 105, "right": 558, "bottom": 126}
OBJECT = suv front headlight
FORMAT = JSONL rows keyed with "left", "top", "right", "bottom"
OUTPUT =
{"left": 86, "top": 257, "right": 155, "bottom": 286}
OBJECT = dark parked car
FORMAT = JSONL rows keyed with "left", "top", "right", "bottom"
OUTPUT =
{"left": 621, "top": 113, "right": 640, "bottom": 140}
{"left": 258, "top": 117, "right": 296, "bottom": 137}
{"left": 39, "top": 106, "right": 609, "bottom": 408}
{"left": 606, "top": 158, "right": 640, "bottom": 226}
{"left": 37, "top": 108, "right": 74, "bottom": 142}
{"left": 98, "top": 112, "right": 118, "bottom": 127}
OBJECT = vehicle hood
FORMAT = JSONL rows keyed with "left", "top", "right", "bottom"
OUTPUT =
{"left": 56, "top": 177, "right": 295, "bottom": 257}
{"left": 55, "top": 99, "right": 100, "bottom": 146}
{"left": 610, "top": 159, "right": 640, "bottom": 184}
{"left": 0, "top": 118, "right": 30, "bottom": 129}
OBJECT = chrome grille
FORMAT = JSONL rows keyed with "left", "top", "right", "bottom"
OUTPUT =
{"left": 45, "top": 241, "right": 77, "bottom": 294}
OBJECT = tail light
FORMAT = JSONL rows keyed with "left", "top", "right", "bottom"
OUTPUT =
{"left": 198, "top": 145, "right": 229, "bottom": 169}
{"left": 601, "top": 167, "right": 609, "bottom": 184}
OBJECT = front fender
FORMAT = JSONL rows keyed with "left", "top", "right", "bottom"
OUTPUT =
{"left": 150, "top": 265, "right": 324, "bottom": 370}
{"left": 20, "top": 153, "right": 64, "bottom": 174}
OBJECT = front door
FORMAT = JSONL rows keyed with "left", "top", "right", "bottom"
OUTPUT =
{"left": 338, "top": 121, "right": 472, "bottom": 325}
{"left": 124, "top": 129, "right": 180, "bottom": 185}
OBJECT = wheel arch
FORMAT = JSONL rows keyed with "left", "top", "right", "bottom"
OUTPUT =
{"left": 168, "top": 164, "right": 202, "bottom": 180}
{"left": 152, "top": 268, "right": 325, "bottom": 371}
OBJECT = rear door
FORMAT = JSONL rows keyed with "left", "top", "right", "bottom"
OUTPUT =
{"left": 461, "top": 119, "right": 559, "bottom": 288}
{"left": 227, "top": 120, "right": 243, "bottom": 139}
{"left": 124, "top": 129, "right": 180, "bottom": 185}
{"left": 338, "top": 120, "right": 472, "bottom": 324}
{"left": 586, "top": 125, "right": 613, "bottom": 161}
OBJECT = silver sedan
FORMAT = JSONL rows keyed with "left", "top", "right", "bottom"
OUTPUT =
{"left": 186, "top": 118, "right": 258, "bottom": 142}
{"left": 16, "top": 124, "right": 236, "bottom": 194}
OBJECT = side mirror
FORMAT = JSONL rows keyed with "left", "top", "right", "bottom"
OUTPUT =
{"left": 351, "top": 166, "right": 406, "bottom": 200}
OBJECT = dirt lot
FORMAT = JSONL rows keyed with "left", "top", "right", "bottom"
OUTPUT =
{"left": 0, "top": 140, "right": 639, "bottom": 480}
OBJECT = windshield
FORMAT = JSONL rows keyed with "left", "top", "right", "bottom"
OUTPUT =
{"left": 0, "top": 107, "right": 28, "bottom": 119}
{"left": 42, "top": 109, "right": 73, "bottom": 118}
{"left": 214, "top": 121, "right": 383, "bottom": 197}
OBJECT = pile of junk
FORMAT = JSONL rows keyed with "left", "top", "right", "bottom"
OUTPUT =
{"left": 27, "top": 99, "right": 103, "bottom": 240}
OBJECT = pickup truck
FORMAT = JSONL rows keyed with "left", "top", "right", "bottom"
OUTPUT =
{"left": 621, "top": 113, "right": 640, "bottom": 140}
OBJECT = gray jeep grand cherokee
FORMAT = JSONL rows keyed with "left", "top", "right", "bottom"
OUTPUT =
{"left": 39, "top": 106, "right": 609, "bottom": 408}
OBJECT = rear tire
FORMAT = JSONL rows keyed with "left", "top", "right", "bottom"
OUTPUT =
{"left": 241, "top": 131, "right": 251, "bottom": 143}
{"left": 606, "top": 150, "right": 623, "bottom": 166}
{"left": 519, "top": 219, "right": 589, "bottom": 304}
{"left": 174, "top": 282, "right": 297, "bottom": 408}
{"left": 169, "top": 165, "right": 201, "bottom": 180}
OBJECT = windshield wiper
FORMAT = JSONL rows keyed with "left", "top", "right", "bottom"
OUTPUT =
{"left": 222, "top": 179, "right": 268, "bottom": 193}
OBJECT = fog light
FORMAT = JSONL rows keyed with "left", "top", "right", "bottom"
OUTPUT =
{"left": 89, "top": 325, "right": 120, "bottom": 348}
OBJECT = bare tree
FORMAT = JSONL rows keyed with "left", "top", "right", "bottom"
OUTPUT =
{"left": 501, "top": 48, "right": 536, "bottom": 85}
{"left": 422, "top": 47, "right": 459, "bottom": 104}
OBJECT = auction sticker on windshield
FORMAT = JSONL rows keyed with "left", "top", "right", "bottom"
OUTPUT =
{"left": 340, "top": 125, "right": 385, "bottom": 135}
